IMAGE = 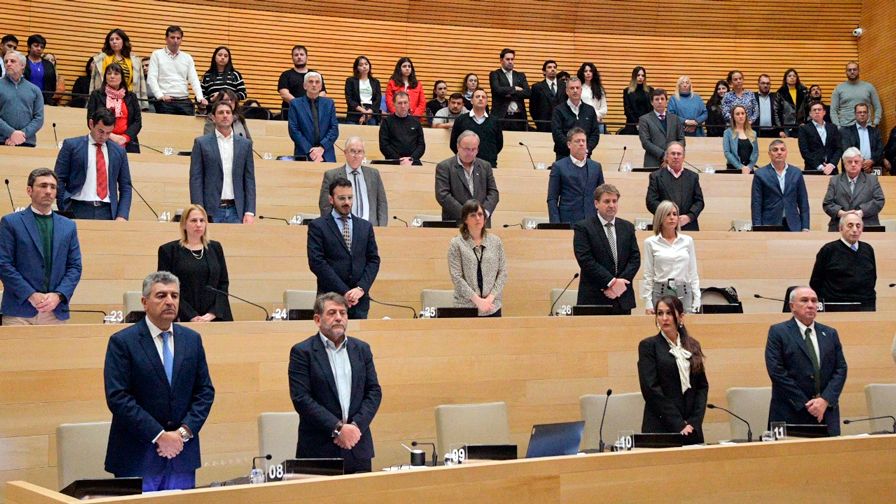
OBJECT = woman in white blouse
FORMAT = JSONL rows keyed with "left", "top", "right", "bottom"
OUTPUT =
{"left": 577, "top": 62, "right": 607, "bottom": 133}
{"left": 642, "top": 200, "right": 700, "bottom": 314}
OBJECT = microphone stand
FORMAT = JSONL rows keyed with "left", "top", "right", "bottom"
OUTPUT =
{"left": 548, "top": 273, "right": 579, "bottom": 316}
{"left": 205, "top": 285, "right": 271, "bottom": 320}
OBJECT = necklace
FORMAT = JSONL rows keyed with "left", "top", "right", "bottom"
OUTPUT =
{"left": 188, "top": 246, "right": 204, "bottom": 260}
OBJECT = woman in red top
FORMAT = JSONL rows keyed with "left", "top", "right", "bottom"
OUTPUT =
{"left": 385, "top": 57, "right": 425, "bottom": 119}
{"left": 86, "top": 62, "right": 142, "bottom": 153}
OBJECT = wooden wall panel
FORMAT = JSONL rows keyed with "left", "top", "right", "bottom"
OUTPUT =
{"left": 858, "top": 0, "right": 895, "bottom": 133}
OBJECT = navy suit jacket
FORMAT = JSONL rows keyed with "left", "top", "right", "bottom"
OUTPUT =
{"left": 798, "top": 121, "right": 842, "bottom": 173}
{"left": 751, "top": 164, "right": 810, "bottom": 231}
{"left": 103, "top": 320, "right": 215, "bottom": 475}
{"left": 0, "top": 209, "right": 81, "bottom": 319}
{"left": 546, "top": 157, "right": 604, "bottom": 223}
{"left": 288, "top": 334, "right": 382, "bottom": 460}
{"left": 189, "top": 132, "right": 257, "bottom": 218}
{"left": 765, "top": 318, "right": 847, "bottom": 435}
{"left": 307, "top": 215, "right": 380, "bottom": 312}
{"left": 288, "top": 96, "right": 339, "bottom": 161}
{"left": 55, "top": 135, "right": 132, "bottom": 219}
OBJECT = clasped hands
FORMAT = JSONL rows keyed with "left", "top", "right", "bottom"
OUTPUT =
{"left": 806, "top": 397, "right": 829, "bottom": 423}
{"left": 472, "top": 293, "right": 497, "bottom": 314}
{"left": 602, "top": 278, "right": 629, "bottom": 300}
{"left": 156, "top": 431, "right": 184, "bottom": 459}
{"left": 345, "top": 287, "right": 365, "bottom": 307}
{"left": 28, "top": 292, "right": 61, "bottom": 313}
{"left": 334, "top": 422, "right": 361, "bottom": 450}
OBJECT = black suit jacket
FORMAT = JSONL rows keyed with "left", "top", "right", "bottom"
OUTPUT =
{"left": 637, "top": 333, "right": 708, "bottom": 444}
{"left": 343, "top": 76, "right": 382, "bottom": 124}
{"left": 157, "top": 240, "right": 233, "bottom": 322}
{"left": 798, "top": 121, "right": 843, "bottom": 173}
{"left": 434, "top": 157, "right": 500, "bottom": 223}
{"left": 307, "top": 214, "right": 380, "bottom": 313}
{"left": 645, "top": 168, "right": 704, "bottom": 231}
{"left": 87, "top": 90, "right": 142, "bottom": 153}
{"left": 573, "top": 215, "right": 640, "bottom": 311}
{"left": 551, "top": 101, "right": 600, "bottom": 158}
{"left": 530, "top": 79, "right": 561, "bottom": 132}
{"left": 489, "top": 69, "right": 530, "bottom": 119}
{"left": 839, "top": 123, "right": 884, "bottom": 166}
{"left": 751, "top": 92, "right": 781, "bottom": 136}
{"left": 103, "top": 320, "right": 215, "bottom": 476}
{"left": 638, "top": 112, "right": 685, "bottom": 168}
{"left": 288, "top": 334, "right": 382, "bottom": 461}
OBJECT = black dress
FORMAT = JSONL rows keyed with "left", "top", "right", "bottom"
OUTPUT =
{"left": 705, "top": 100, "right": 726, "bottom": 137}
{"left": 157, "top": 240, "right": 233, "bottom": 322}
{"left": 621, "top": 84, "right": 652, "bottom": 134}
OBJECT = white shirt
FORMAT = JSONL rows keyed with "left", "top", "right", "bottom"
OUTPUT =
{"left": 580, "top": 85, "right": 607, "bottom": 120}
{"left": 840, "top": 237, "right": 859, "bottom": 251}
{"left": 814, "top": 121, "right": 827, "bottom": 145}
{"left": 319, "top": 332, "right": 352, "bottom": 422}
{"left": 344, "top": 164, "right": 369, "bottom": 221}
{"left": 470, "top": 109, "right": 488, "bottom": 125}
{"left": 147, "top": 47, "right": 203, "bottom": 101}
{"left": 774, "top": 165, "right": 788, "bottom": 193}
{"left": 503, "top": 69, "right": 519, "bottom": 114}
{"left": 71, "top": 135, "right": 111, "bottom": 203}
{"left": 566, "top": 99, "right": 580, "bottom": 118}
{"left": 641, "top": 233, "right": 701, "bottom": 309}
{"left": 856, "top": 124, "right": 872, "bottom": 160}
{"left": 597, "top": 213, "right": 617, "bottom": 286}
{"left": 545, "top": 78, "right": 557, "bottom": 94}
{"left": 758, "top": 94, "right": 772, "bottom": 127}
{"left": 794, "top": 318, "right": 821, "bottom": 364}
{"left": 215, "top": 128, "right": 235, "bottom": 200}
{"left": 569, "top": 155, "right": 586, "bottom": 168}
{"left": 146, "top": 317, "right": 175, "bottom": 443}
{"left": 358, "top": 78, "right": 373, "bottom": 105}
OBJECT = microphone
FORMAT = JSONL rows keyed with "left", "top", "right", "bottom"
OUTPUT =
{"left": 502, "top": 223, "right": 522, "bottom": 228}
{"left": 334, "top": 143, "right": 344, "bottom": 153}
{"left": 5, "top": 178, "right": 15, "bottom": 211}
{"left": 843, "top": 415, "right": 896, "bottom": 434}
{"left": 548, "top": 273, "right": 579, "bottom": 316}
{"left": 237, "top": 132, "right": 263, "bottom": 159}
{"left": 617, "top": 145, "right": 627, "bottom": 171}
{"left": 392, "top": 215, "right": 409, "bottom": 227}
{"left": 258, "top": 215, "right": 291, "bottom": 225}
{"left": 683, "top": 160, "right": 702, "bottom": 174}
{"left": 52, "top": 122, "right": 59, "bottom": 147}
{"left": 204, "top": 285, "right": 271, "bottom": 320}
{"left": 130, "top": 183, "right": 159, "bottom": 219}
{"left": 889, "top": 283, "right": 895, "bottom": 288}
{"left": 597, "top": 389, "right": 612, "bottom": 453}
{"left": 753, "top": 293, "right": 786, "bottom": 303}
{"left": 368, "top": 296, "right": 418, "bottom": 318}
{"left": 707, "top": 403, "right": 753, "bottom": 442}
{"left": 411, "top": 441, "right": 438, "bottom": 467}
{"left": 518, "top": 141, "right": 537, "bottom": 170}
{"left": 140, "top": 143, "right": 166, "bottom": 155}
{"left": 251, "top": 454, "right": 272, "bottom": 470}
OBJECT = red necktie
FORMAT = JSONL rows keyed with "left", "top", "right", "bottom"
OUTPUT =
{"left": 95, "top": 143, "right": 108, "bottom": 200}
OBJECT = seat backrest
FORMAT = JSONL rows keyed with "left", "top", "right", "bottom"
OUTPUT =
{"left": 421, "top": 289, "right": 455, "bottom": 310}
{"left": 258, "top": 412, "right": 300, "bottom": 469}
{"left": 725, "top": 387, "right": 772, "bottom": 439}
{"left": 122, "top": 291, "right": 142, "bottom": 315}
{"left": 283, "top": 290, "right": 317, "bottom": 311}
{"left": 549, "top": 288, "right": 578, "bottom": 315}
{"left": 435, "top": 402, "right": 510, "bottom": 456}
{"left": 579, "top": 392, "right": 645, "bottom": 450}
{"left": 56, "top": 421, "right": 112, "bottom": 489}
{"left": 865, "top": 383, "right": 896, "bottom": 433}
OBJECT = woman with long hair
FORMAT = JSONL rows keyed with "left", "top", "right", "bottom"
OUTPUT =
{"left": 704, "top": 80, "right": 729, "bottom": 137}
{"left": 344, "top": 55, "right": 382, "bottom": 125}
{"left": 621, "top": 66, "right": 652, "bottom": 134}
{"left": 460, "top": 73, "right": 479, "bottom": 110}
{"left": 86, "top": 62, "right": 142, "bottom": 153}
{"left": 577, "top": 62, "right": 607, "bottom": 132}
{"left": 201, "top": 46, "right": 247, "bottom": 102}
{"left": 641, "top": 200, "right": 700, "bottom": 314}
{"left": 721, "top": 70, "right": 757, "bottom": 123}
{"left": 385, "top": 56, "right": 425, "bottom": 118}
{"left": 722, "top": 104, "right": 758, "bottom": 173}
{"left": 774, "top": 68, "right": 808, "bottom": 137}
{"left": 89, "top": 28, "right": 148, "bottom": 108}
{"left": 426, "top": 80, "right": 449, "bottom": 125}
{"left": 447, "top": 199, "right": 508, "bottom": 317}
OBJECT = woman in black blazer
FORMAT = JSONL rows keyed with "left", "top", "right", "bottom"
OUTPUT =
{"left": 344, "top": 55, "right": 382, "bottom": 125}
{"left": 157, "top": 204, "right": 233, "bottom": 322}
{"left": 637, "top": 295, "right": 708, "bottom": 444}
{"left": 86, "top": 62, "right": 142, "bottom": 153}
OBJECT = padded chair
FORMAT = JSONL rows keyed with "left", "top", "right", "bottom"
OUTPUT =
{"left": 864, "top": 384, "right": 896, "bottom": 433}
{"left": 725, "top": 387, "right": 771, "bottom": 440}
{"left": 579, "top": 392, "right": 645, "bottom": 450}
{"left": 283, "top": 290, "right": 317, "bottom": 311}
{"left": 434, "top": 402, "right": 510, "bottom": 456}
{"left": 258, "top": 412, "right": 300, "bottom": 469}
{"left": 549, "top": 288, "right": 579, "bottom": 316}
{"left": 633, "top": 217, "right": 653, "bottom": 231}
{"left": 411, "top": 214, "right": 443, "bottom": 227}
{"left": 123, "top": 291, "right": 142, "bottom": 315}
{"left": 880, "top": 219, "right": 896, "bottom": 232}
{"left": 421, "top": 289, "right": 454, "bottom": 312}
{"left": 730, "top": 219, "right": 752, "bottom": 232}
{"left": 56, "top": 421, "right": 112, "bottom": 488}
{"left": 520, "top": 216, "right": 549, "bottom": 229}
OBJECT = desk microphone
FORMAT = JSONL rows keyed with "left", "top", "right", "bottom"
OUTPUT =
{"left": 334, "top": 143, "right": 344, "bottom": 153}
{"left": 597, "top": 388, "right": 612, "bottom": 452}
{"left": 753, "top": 293, "right": 786, "bottom": 303}
{"left": 502, "top": 223, "right": 522, "bottom": 228}
{"left": 843, "top": 415, "right": 896, "bottom": 433}
{"left": 684, "top": 160, "right": 702, "bottom": 174}
{"left": 369, "top": 296, "right": 418, "bottom": 319}
{"left": 258, "top": 215, "right": 291, "bottom": 225}
{"left": 251, "top": 454, "right": 272, "bottom": 470}
{"left": 52, "top": 122, "right": 59, "bottom": 147}
{"left": 617, "top": 145, "right": 627, "bottom": 171}
{"left": 237, "top": 132, "right": 263, "bottom": 159}
{"left": 411, "top": 441, "right": 438, "bottom": 466}
{"left": 4, "top": 178, "right": 14, "bottom": 211}
{"left": 392, "top": 215, "right": 409, "bottom": 227}
{"left": 130, "top": 183, "right": 159, "bottom": 219}
{"left": 518, "top": 141, "right": 537, "bottom": 170}
{"left": 61, "top": 308, "right": 109, "bottom": 322}
{"left": 548, "top": 273, "right": 579, "bottom": 316}
{"left": 888, "top": 283, "right": 896, "bottom": 288}
{"left": 204, "top": 285, "right": 271, "bottom": 320}
{"left": 707, "top": 403, "right": 753, "bottom": 442}
{"left": 140, "top": 143, "right": 166, "bottom": 155}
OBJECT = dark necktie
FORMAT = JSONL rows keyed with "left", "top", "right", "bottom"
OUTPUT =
{"left": 803, "top": 327, "right": 821, "bottom": 395}
{"left": 351, "top": 170, "right": 363, "bottom": 218}
{"left": 605, "top": 222, "right": 618, "bottom": 274}
{"left": 310, "top": 98, "right": 320, "bottom": 147}
{"left": 340, "top": 215, "right": 351, "bottom": 249}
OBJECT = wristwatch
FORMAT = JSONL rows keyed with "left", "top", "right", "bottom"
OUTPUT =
{"left": 178, "top": 426, "right": 192, "bottom": 442}
{"left": 332, "top": 421, "right": 344, "bottom": 438}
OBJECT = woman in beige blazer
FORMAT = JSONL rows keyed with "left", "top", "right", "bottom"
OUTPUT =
{"left": 447, "top": 199, "right": 508, "bottom": 316}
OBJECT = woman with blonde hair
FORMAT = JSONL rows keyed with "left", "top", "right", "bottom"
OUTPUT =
{"left": 722, "top": 104, "right": 759, "bottom": 173}
{"left": 641, "top": 200, "right": 700, "bottom": 314}
{"left": 668, "top": 75, "right": 707, "bottom": 137}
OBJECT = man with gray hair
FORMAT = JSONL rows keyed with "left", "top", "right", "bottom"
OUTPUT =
{"left": 288, "top": 71, "right": 338, "bottom": 162}
{"left": 318, "top": 137, "right": 389, "bottom": 226}
{"left": 0, "top": 50, "right": 44, "bottom": 146}
{"left": 550, "top": 77, "right": 600, "bottom": 160}
{"left": 822, "top": 146, "right": 884, "bottom": 232}
{"left": 810, "top": 213, "right": 876, "bottom": 310}
{"left": 645, "top": 142, "right": 703, "bottom": 231}
{"left": 435, "top": 129, "right": 500, "bottom": 225}
{"left": 103, "top": 271, "right": 215, "bottom": 491}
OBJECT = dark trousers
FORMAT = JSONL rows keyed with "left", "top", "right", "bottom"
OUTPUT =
{"left": 154, "top": 99, "right": 195, "bottom": 116}
{"left": 342, "top": 450, "right": 372, "bottom": 474}
{"left": 501, "top": 112, "right": 527, "bottom": 131}
{"left": 348, "top": 297, "right": 370, "bottom": 320}
{"left": 67, "top": 200, "right": 113, "bottom": 220}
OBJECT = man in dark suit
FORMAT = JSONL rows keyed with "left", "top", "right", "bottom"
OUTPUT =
{"left": 551, "top": 77, "right": 600, "bottom": 160}
{"left": 810, "top": 213, "right": 876, "bottom": 310}
{"left": 765, "top": 286, "right": 848, "bottom": 436}
{"left": 0, "top": 168, "right": 81, "bottom": 325}
{"left": 752, "top": 74, "right": 781, "bottom": 138}
{"left": 189, "top": 100, "right": 256, "bottom": 224}
{"left": 839, "top": 103, "right": 888, "bottom": 173}
{"left": 573, "top": 183, "right": 640, "bottom": 314}
{"left": 287, "top": 71, "right": 338, "bottom": 162}
{"left": 752, "top": 140, "right": 811, "bottom": 232}
{"left": 307, "top": 178, "right": 381, "bottom": 319}
{"left": 319, "top": 137, "right": 388, "bottom": 226}
{"left": 55, "top": 108, "right": 132, "bottom": 220}
{"left": 822, "top": 147, "right": 885, "bottom": 231}
{"left": 529, "top": 59, "right": 561, "bottom": 133}
{"left": 103, "top": 271, "right": 215, "bottom": 490}
{"left": 488, "top": 48, "right": 530, "bottom": 131}
{"left": 638, "top": 88, "right": 685, "bottom": 168}
{"left": 645, "top": 142, "right": 704, "bottom": 231}
{"left": 288, "top": 292, "right": 382, "bottom": 474}
{"left": 547, "top": 127, "right": 604, "bottom": 224}
{"left": 798, "top": 101, "right": 842, "bottom": 175}
{"left": 435, "top": 130, "right": 500, "bottom": 224}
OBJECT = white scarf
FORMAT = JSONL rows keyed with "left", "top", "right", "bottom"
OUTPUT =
{"left": 663, "top": 333, "right": 692, "bottom": 393}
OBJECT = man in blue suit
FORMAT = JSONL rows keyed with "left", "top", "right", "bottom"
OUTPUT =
{"left": 189, "top": 100, "right": 256, "bottom": 224}
{"left": 547, "top": 127, "right": 604, "bottom": 223}
{"left": 288, "top": 292, "right": 382, "bottom": 473}
{"left": 751, "top": 140, "right": 810, "bottom": 231}
{"left": 55, "top": 108, "right": 132, "bottom": 220}
{"left": 0, "top": 168, "right": 81, "bottom": 325}
{"left": 765, "top": 286, "right": 847, "bottom": 436}
{"left": 307, "top": 178, "right": 380, "bottom": 319}
{"left": 103, "top": 271, "right": 215, "bottom": 491}
{"left": 288, "top": 71, "right": 338, "bottom": 162}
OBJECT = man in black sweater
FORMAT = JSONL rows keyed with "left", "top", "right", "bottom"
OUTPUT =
{"left": 450, "top": 88, "right": 503, "bottom": 167}
{"left": 810, "top": 212, "right": 876, "bottom": 310}
{"left": 378, "top": 91, "right": 425, "bottom": 166}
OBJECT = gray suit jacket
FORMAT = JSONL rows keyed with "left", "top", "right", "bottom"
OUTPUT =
{"left": 435, "top": 157, "right": 500, "bottom": 223}
{"left": 638, "top": 111, "right": 686, "bottom": 168}
{"left": 318, "top": 165, "right": 389, "bottom": 227}
{"left": 821, "top": 171, "right": 885, "bottom": 231}
{"left": 189, "top": 132, "right": 256, "bottom": 217}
